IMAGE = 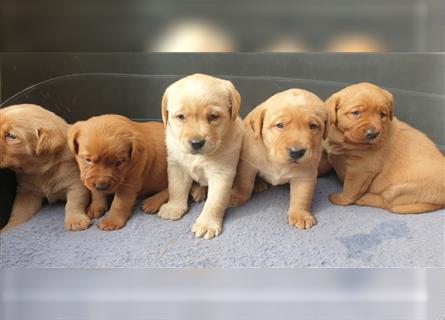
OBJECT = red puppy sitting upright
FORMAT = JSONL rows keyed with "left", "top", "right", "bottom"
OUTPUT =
{"left": 68, "top": 115, "right": 168, "bottom": 230}
{"left": 324, "top": 82, "right": 445, "bottom": 213}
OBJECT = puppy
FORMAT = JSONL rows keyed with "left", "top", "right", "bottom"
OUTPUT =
{"left": 324, "top": 82, "right": 445, "bottom": 213}
{"left": 231, "top": 89, "right": 327, "bottom": 229}
{"left": 0, "top": 104, "right": 92, "bottom": 232}
{"left": 68, "top": 115, "right": 168, "bottom": 230}
{"left": 148, "top": 73, "right": 244, "bottom": 239}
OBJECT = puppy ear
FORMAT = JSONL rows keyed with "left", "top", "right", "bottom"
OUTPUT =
{"left": 226, "top": 80, "right": 241, "bottom": 121}
{"left": 161, "top": 89, "right": 169, "bottom": 125}
{"left": 381, "top": 88, "right": 394, "bottom": 120}
{"left": 35, "top": 128, "right": 66, "bottom": 156}
{"left": 325, "top": 93, "right": 341, "bottom": 127}
{"left": 322, "top": 119, "right": 328, "bottom": 140}
{"left": 129, "top": 140, "right": 142, "bottom": 162}
{"left": 67, "top": 123, "right": 81, "bottom": 155}
{"left": 249, "top": 105, "right": 265, "bottom": 139}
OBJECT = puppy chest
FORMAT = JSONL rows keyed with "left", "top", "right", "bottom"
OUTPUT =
{"left": 187, "top": 166, "right": 208, "bottom": 186}
{"left": 259, "top": 168, "right": 293, "bottom": 186}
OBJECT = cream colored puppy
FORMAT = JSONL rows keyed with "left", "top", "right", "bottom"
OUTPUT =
{"left": 155, "top": 73, "right": 244, "bottom": 239}
{"left": 231, "top": 89, "right": 327, "bottom": 229}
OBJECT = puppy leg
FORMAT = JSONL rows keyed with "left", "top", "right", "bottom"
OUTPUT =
{"left": 317, "top": 149, "right": 332, "bottom": 176}
{"left": 141, "top": 188, "right": 169, "bottom": 214}
{"left": 87, "top": 189, "right": 108, "bottom": 219}
{"left": 0, "top": 190, "right": 42, "bottom": 232}
{"left": 158, "top": 163, "right": 192, "bottom": 220}
{"left": 329, "top": 168, "right": 376, "bottom": 206}
{"left": 389, "top": 203, "right": 442, "bottom": 214}
{"left": 65, "top": 183, "right": 92, "bottom": 231}
{"left": 190, "top": 183, "right": 207, "bottom": 203}
{"left": 230, "top": 159, "right": 257, "bottom": 206}
{"left": 98, "top": 188, "right": 138, "bottom": 230}
{"left": 192, "top": 174, "right": 233, "bottom": 239}
{"left": 356, "top": 193, "right": 389, "bottom": 209}
{"left": 288, "top": 175, "right": 317, "bottom": 229}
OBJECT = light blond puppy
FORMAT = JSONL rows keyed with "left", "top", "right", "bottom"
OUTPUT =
{"left": 149, "top": 73, "right": 244, "bottom": 239}
{"left": 231, "top": 89, "right": 327, "bottom": 229}
{"left": 0, "top": 104, "right": 92, "bottom": 232}
{"left": 324, "top": 82, "right": 445, "bottom": 213}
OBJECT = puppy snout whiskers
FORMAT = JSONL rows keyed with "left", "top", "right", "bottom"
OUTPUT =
{"left": 366, "top": 129, "right": 380, "bottom": 140}
{"left": 288, "top": 148, "right": 306, "bottom": 160}
{"left": 95, "top": 182, "right": 111, "bottom": 191}
{"left": 190, "top": 139, "right": 206, "bottom": 150}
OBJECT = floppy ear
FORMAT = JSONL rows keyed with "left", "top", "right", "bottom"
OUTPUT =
{"left": 249, "top": 105, "right": 265, "bottom": 139}
{"left": 129, "top": 139, "right": 142, "bottom": 162}
{"left": 67, "top": 123, "right": 81, "bottom": 155}
{"left": 322, "top": 119, "right": 328, "bottom": 140}
{"left": 161, "top": 89, "right": 169, "bottom": 125}
{"left": 35, "top": 128, "right": 66, "bottom": 156}
{"left": 381, "top": 88, "right": 394, "bottom": 120}
{"left": 325, "top": 93, "right": 341, "bottom": 128}
{"left": 226, "top": 80, "right": 241, "bottom": 121}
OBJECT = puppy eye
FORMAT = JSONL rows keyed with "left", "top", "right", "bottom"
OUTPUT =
{"left": 351, "top": 111, "right": 361, "bottom": 117}
{"left": 84, "top": 158, "right": 92, "bottom": 164}
{"left": 309, "top": 123, "right": 318, "bottom": 130}
{"left": 275, "top": 123, "right": 284, "bottom": 129}
{"left": 380, "top": 112, "right": 387, "bottom": 119}
{"left": 115, "top": 160, "right": 124, "bottom": 167}
{"left": 208, "top": 114, "right": 219, "bottom": 122}
{"left": 5, "top": 132, "right": 17, "bottom": 140}
{"left": 176, "top": 114, "right": 185, "bottom": 121}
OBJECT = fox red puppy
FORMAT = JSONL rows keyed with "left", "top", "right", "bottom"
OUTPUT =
{"left": 0, "top": 104, "right": 92, "bottom": 232}
{"left": 324, "top": 82, "right": 445, "bottom": 213}
{"left": 68, "top": 115, "right": 168, "bottom": 230}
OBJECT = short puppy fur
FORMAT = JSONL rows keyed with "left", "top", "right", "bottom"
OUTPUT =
{"left": 68, "top": 115, "right": 168, "bottom": 230}
{"left": 231, "top": 89, "right": 327, "bottom": 229}
{"left": 149, "top": 73, "right": 244, "bottom": 239}
{"left": 324, "top": 82, "right": 445, "bottom": 213}
{"left": 0, "top": 104, "right": 92, "bottom": 232}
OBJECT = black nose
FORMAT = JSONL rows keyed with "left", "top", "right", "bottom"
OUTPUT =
{"left": 288, "top": 148, "right": 306, "bottom": 160}
{"left": 366, "top": 130, "right": 380, "bottom": 140}
{"left": 95, "top": 183, "right": 111, "bottom": 191}
{"left": 190, "top": 139, "right": 205, "bottom": 150}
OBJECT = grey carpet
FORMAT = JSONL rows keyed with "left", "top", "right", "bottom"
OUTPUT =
{"left": 1, "top": 174, "right": 443, "bottom": 268}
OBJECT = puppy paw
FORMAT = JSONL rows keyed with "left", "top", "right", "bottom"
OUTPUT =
{"left": 229, "top": 192, "right": 250, "bottom": 207}
{"left": 158, "top": 203, "right": 187, "bottom": 220}
{"left": 191, "top": 218, "right": 222, "bottom": 240}
{"left": 97, "top": 216, "right": 127, "bottom": 231}
{"left": 190, "top": 184, "right": 207, "bottom": 203}
{"left": 254, "top": 179, "right": 269, "bottom": 193}
{"left": 65, "top": 214, "right": 92, "bottom": 231}
{"left": 288, "top": 211, "right": 316, "bottom": 229}
{"left": 329, "top": 192, "right": 354, "bottom": 206}
{"left": 86, "top": 203, "right": 108, "bottom": 219}
{"left": 142, "top": 196, "right": 165, "bottom": 214}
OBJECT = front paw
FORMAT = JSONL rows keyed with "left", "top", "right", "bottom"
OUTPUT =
{"left": 87, "top": 202, "right": 108, "bottom": 219}
{"left": 158, "top": 202, "right": 187, "bottom": 220}
{"left": 97, "top": 215, "right": 127, "bottom": 231}
{"left": 65, "top": 214, "right": 92, "bottom": 231}
{"left": 288, "top": 211, "right": 316, "bottom": 229}
{"left": 191, "top": 218, "right": 222, "bottom": 240}
{"left": 329, "top": 192, "right": 354, "bottom": 206}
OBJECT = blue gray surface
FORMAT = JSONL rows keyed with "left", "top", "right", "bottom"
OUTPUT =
{"left": 1, "top": 174, "right": 443, "bottom": 268}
